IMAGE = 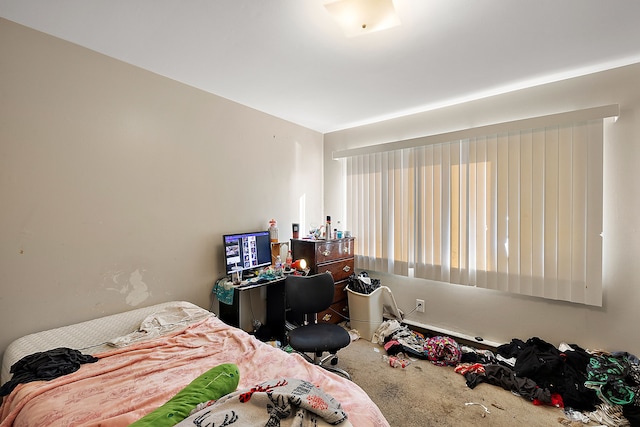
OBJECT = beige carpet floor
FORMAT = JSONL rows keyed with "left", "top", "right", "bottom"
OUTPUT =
{"left": 332, "top": 337, "right": 601, "bottom": 427}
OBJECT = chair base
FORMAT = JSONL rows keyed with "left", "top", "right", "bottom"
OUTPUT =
{"left": 296, "top": 351, "right": 351, "bottom": 380}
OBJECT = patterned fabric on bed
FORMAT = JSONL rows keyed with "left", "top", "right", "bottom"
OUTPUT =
{"left": 0, "top": 314, "right": 388, "bottom": 427}
{"left": 175, "top": 377, "right": 353, "bottom": 427}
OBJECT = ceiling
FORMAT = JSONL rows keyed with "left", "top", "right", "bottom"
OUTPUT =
{"left": 2, "top": 0, "right": 640, "bottom": 133}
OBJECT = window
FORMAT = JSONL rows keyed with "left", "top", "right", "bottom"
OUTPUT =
{"left": 338, "top": 106, "right": 617, "bottom": 306}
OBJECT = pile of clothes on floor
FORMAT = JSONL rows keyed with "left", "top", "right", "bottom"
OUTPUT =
{"left": 373, "top": 320, "right": 640, "bottom": 427}
{"left": 373, "top": 320, "right": 462, "bottom": 367}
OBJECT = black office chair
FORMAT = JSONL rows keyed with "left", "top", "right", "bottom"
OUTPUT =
{"left": 285, "top": 272, "right": 351, "bottom": 379}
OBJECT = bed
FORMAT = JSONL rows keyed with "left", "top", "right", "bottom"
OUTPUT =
{"left": 0, "top": 301, "right": 388, "bottom": 426}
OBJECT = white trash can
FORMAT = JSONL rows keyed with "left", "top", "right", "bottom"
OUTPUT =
{"left": 346, "top": 285, "right": 385, "bottom": 341}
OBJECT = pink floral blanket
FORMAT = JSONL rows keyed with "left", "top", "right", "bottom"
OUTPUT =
{"left": 0, "top": 315, "right": 388, "bottom": 427}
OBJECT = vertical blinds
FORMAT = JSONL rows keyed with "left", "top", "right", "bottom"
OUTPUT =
{"left": 340, "top": 107, "right": 615, "bottom": 306}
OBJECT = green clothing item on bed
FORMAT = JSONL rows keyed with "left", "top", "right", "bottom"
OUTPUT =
{"left": 129, "top": 363, "right": 240, "bottom": 427}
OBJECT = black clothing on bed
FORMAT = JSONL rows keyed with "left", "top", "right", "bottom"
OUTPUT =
{"left": 0, "top": 347, "right": 98, "bottom": 396}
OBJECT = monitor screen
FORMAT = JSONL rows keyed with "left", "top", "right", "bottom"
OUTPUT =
{"left": 222, "top": 230, "right": 272, "bottom": 275}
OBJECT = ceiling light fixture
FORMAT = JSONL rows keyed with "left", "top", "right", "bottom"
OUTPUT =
{"left": 324, "top": 0, "right": 401, "bottom": 38}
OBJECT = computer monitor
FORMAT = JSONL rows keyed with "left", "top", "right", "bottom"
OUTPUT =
{"left": 222, "top": 230, "right": 272, "bottom": 276}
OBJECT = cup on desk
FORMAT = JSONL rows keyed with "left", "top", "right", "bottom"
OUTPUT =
{"left": 231, "top": 270, "right": 242, "bottom": 285}
{"left": 292, "top": 223, "right": 299, "bottom": 239}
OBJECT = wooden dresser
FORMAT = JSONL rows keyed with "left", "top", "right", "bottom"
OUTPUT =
{"left": 290, "top": 237, "right": 355, "bottom": 324}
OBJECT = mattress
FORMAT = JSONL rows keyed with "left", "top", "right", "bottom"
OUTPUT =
{"left": 1, "top": 300, "right": 197, "bottom": 385}
{"left": 0, "top": 300, "right": 389, "bottom": 426}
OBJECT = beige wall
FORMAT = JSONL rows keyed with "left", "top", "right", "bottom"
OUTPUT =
{"left": 3, "top": 15, "right": 639, "bottom": 360}
{"left": 325, "top": 63, "right": 640, "bottom": 355}
{"left": 0, "top": 19, "right": 324, "bottom": 356}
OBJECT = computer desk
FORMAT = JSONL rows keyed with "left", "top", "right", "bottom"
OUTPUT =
{"left": 217, "top": 276, "right": 287, "bottom": 341}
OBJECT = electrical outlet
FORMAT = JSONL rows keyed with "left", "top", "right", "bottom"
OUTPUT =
{"left": 416, "top": 299, "right": 425, "bottom": 313}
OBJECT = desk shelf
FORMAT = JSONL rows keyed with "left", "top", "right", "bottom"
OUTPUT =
{"left": 270, "top": 241, "right": 290, "bottom": 265}
{"left": 217, "top": 277, "right": 287, "bottom": 342}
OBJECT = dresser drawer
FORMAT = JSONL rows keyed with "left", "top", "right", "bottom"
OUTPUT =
{"left": 318, "top": 300, "right": 348, "bottom": 324}
{"left": 315, "top": 239, "right": 354, "bottom": 263}
{"left": 333, "top": 280, "right": 348, "bottom": 304}
{"left": 316, "top": 259, "right": 353, "bottom": 282}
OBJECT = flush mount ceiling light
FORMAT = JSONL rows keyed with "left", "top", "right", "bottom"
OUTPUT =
{"left": 324, "top": 0, "right": 401, "bottom": 38}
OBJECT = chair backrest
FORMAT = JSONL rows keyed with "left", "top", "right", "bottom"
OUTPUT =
{"left": 285, "top": 272, "right": 335, "bottom": 316}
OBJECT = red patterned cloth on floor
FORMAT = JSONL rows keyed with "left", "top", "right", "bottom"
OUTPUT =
{"left": 454, "top": 363, "right": 486, "bottom": 376}
{"left": 425, "top": 336, "right": 461, "bottom": 366}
